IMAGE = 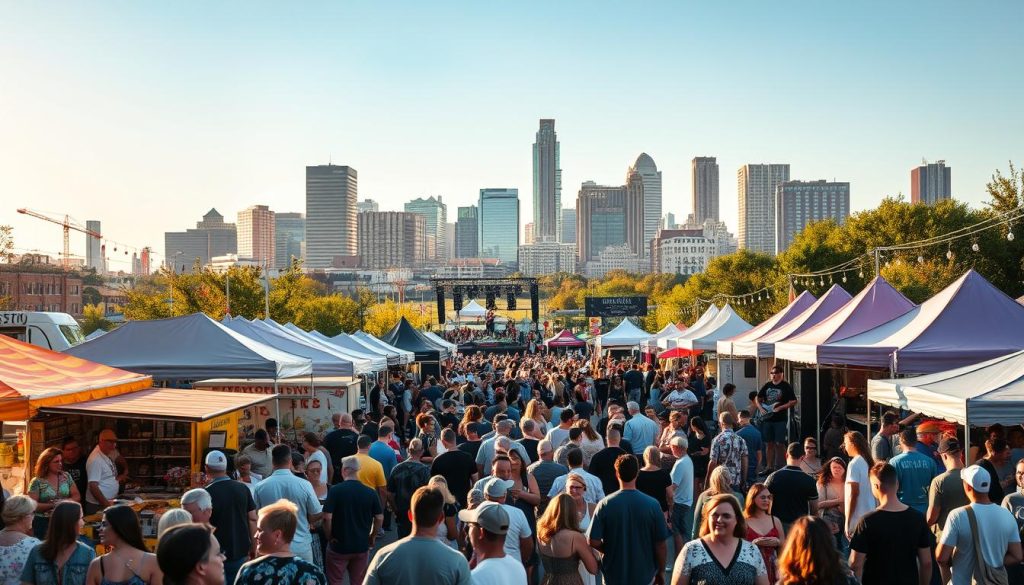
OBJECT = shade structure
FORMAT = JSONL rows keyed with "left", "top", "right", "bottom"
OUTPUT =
{"left": 734, "top": 285, "right": 853, "bottom": 359}
{"left": 676, "top": 304, "right": 754, "bottom": 351}
{"left": 456, "top": 300, "right": 487, "bottom": 319}
{"left": 65, "top": 313, "right": 313, "bottom": 381}
{"left": 423, "top": 331, "right": 459, "bottom": 353}
{"left": 868, "top": 350, "right": 1024, "bottom": 426}
{"left": 660, "top": 306, "right": 718, "bottom": 349}
{"left": 276, "top": 321, "right": 386, "bottom": 372}
{"left": 643, "top": 323, "right": 685, "bottom": 350}
{"left": 0, "top": 335, "right": 152, "bottom": 420}
{"left": 84, "top": 329, "right": 107, "bottom": 341}
{"left": 595, "top": 318, "right": 653, "bottom": 349}
{"left": 382, "top": 317, "right": 451, "bottom": 361}
{"left": 819, "top": 270, "right": 1024, "bottom": 373}
{"left": 545, "top": 329, "right": 586, "bottom": 348}
{"left": 657, "top": 347, "right": 704, "bottom": 359}
{"left": 775, "top": 276, "right": 915, "bottom": 365}
{"left": 352, "top": 331, "right": 414, "bottom": 365}
{"left": 40, "top": 387, "right": 277, "bottom": 422}
{"left": 716, "top": 291, "right": 817, "bottom": 357}
{"left": 319, "top": 331, "right": 392, "bottom": 369}
{"left": 219, "top": 317, "right": 356, "bottom": 377}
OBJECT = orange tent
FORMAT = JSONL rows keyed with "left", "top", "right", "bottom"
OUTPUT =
{"left": 0, "top": 335, "right": 151, "bottom": 420}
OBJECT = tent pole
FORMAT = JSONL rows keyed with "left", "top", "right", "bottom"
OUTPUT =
{"left": 815, "top": 364, "right": 821, "bottom": 446}
{"left": 865, "top": 394, "right": 872, "bottom": 440}
{"left": 964, "top": 408, "right": 971, "bottom": 465}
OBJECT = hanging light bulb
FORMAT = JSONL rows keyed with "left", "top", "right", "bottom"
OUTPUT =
{"left": 819, "top": 277, "right": 824, "bottom": 286}
{"left": 972, "top": 242, "right": 980, "bottom": 252}
{"left": 842, "top": 274, "right": 848, "bottom": 283}
{"left": 917, "top": 255, "right": 924, "bottom": 264}
{"left": 946, "top": 246, "right": 954, "bottom": 260}
{"left": 859, "top": 269, "right": 864, "bottom": 278}
{"left": 1009, "top": 230, "right": 1016, "bottom": 241}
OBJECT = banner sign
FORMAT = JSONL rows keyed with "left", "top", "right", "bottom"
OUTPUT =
{"left": 585, "top": 296, "right": 648, "bottom": 317}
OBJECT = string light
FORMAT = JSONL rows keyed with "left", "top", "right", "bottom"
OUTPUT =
{"left": 842, "top": 274, "right": 848, "bottom": 283}
{"left": 918, "top": 254, "right": 924, "bottom": 264}
{"left": 972, "top": 242, "right": 980, "bottom": 252}
{"left": 946, "top": 245, "right": 954, "bottom": 260}
{"left": 1009, "top": 230, "right": 1016, "bottom": 241}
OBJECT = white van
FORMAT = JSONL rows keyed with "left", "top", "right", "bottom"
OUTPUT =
{"left": 0, "top": 311, "right": 85, "bottom": 351}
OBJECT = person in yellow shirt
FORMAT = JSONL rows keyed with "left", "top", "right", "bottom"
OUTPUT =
{"left": 355, "top": 435, "right": 388, "bottom": 532}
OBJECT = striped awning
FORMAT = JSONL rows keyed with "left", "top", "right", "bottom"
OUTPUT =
{"left": 39, "top": 387, "right": 277, "bottom": 422}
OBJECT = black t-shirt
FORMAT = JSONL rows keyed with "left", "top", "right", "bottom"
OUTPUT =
{"left": 850, "top": 507, "right": 933, "bottom": 585}
{"left": 323, "top": 428, "right": 359, "bottom": 483}
{"left": 458, "top": 439, "right": 482, "bottom": 461}
{"left": 324, "top": 480, "right": 384, "bottom": 554}
{"left": 977, "top": 458, "right": 1006, "bottom": 505}
{"left": 764, "top": 466, "right": 819, "bottom": 523}
{"left": 594, "top": 378, "right": 610, "bottom": 399}
{"left": 757, "top": 381, "right": 797, "bottom": 423}
{"left": 574, "top": 400, "right": 594, "bottom": 421}
{"left": 636, "top": 468, "right": 672, "bottom": 511}
{"left": 361, "top": 421, "right": 380, "bottom": 441}
{"left": 368, "top": 385, "right": 383, "bottom": 416}
{"left": 688, "top": 431, "right": 711, "bottom": 477}
{"left": 518, "top": 438, "right": 539, "bottom": 463}
{"left": 589, "top": 446, "right": 626, "bottom": 496}
{"left": 205, "top": 477, "right": 256, "bottom": 560}
{"left": 438, "top": 412, "right": 460, "bottom": 432}
{"left": 63, "top": 457, "right": 88, "bottom": 499}
{"left": 430, "top": 450, "right": 477, "bottom": 508}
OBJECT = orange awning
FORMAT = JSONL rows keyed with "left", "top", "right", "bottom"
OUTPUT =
{"left": 0, "top": 335, "right": 152, "bottom": 420}
{"left": 39, "top": 387, "right": 278, "bottom": 422}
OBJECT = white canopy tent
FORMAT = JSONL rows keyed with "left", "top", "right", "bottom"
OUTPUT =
{"left": 456, "top": 300, "right": 487, "bottom": 319}
{"left": 676, "top": 304, "right": 753, "bottom": 351}
{"left": 660, "top": 306, "right": 718, "bottom": 349}
{"left": 424, "top": 331, "right": 459, "bottom": 353}
{"left": 352, "top": 331, "right": 415, "bottom": 365}
{"left": 643, "top": 323, "right": 684, "bottom": 350}
{"left": 595, "top": 318, "right": 653, "bottom": 349}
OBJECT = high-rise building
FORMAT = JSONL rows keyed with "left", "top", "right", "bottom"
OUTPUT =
{"left": 661, "top": 213, "right": 676, "bottom": 230}
{"left": 692, "top": 157, "right": 720, "bottom": 224}
{"left": 524, "top": 223, "right": 534, "bottom": 245}
{"left": 455, "top": 205, "right": 479, "bottom": 258}
{"left": 911, "top": 161, "right": 952, "bottom": 204}
{"left": 478, "top": 188, "right": 520, "bottom": 266}
{"left": 651, "top": 219, "right": 737, "bottom": 275}
{"left": 85, "top": 220, "right": 103, "bottom": 274}
{"left": 305, "top": 164, "right": 357, "bottom": 269}
{"left": 357, "top": 199, "right": 379, "bottom": 213}
{"left": 164, "top": 208, "right": 238, "bottom": 270}
{"left": 405, "top": 196, "right": 447, "bottom": 261}
{"left": 357, "top": 211, "right": 425, "bottom": 269}
{"left": 561, "top": 208, "right": 576, "bottom": 243}
{"left": 738, "top": 164, "right": 791, "bottom": 253}
{"left": 237, "top": 205, "right": 276, "bottom": 268}
{"left": 774, "top": 180, "right": 851, "bottom": 254}
{"left": 576, "top": 181, "right": 643, "bottom": 263}
{"left": 518, "top": 242, "right": 577, "bottom": 276}
{"left": 627, "top": 153, "right": 662, "bottom": 256}
{"left": 445, "top": 222, "right": 456, "bottom": 263}
{"left": 274, "top": 212, "right": 304, "bottom": 270}
{"left": 532, "top": 119, "right": 561, "bottom": 242}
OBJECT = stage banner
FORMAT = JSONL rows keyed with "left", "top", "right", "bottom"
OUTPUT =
{"left": 585, "top": 296, "right": 648, "bottom": 317}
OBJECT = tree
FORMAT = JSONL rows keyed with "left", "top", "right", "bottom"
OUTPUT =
{"left": 363, "top": 299, "right": 430, "bottom": 337}
{"left": 293, "top": 295, "right": 361, "bottom": 336}
{"left": 80, "top": 304, "right": 113, "bottom": 335}
{"left": 82, "top": 286, "right": 102, "bottom": 306}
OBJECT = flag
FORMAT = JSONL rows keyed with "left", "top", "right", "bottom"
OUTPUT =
{"left": 788, "top": 280, "right": 797, "bottom": 303}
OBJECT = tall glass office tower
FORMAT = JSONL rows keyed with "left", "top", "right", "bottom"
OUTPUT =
{"left": 478, "top": 188, "right": 520, "bottom": 266}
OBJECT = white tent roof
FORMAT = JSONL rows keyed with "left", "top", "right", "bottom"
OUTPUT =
{"left": 424, "top": 331, "right": 459, "bottom": 353}
{"left": 277, "top": 322, "right": 387, "bottom": 371}
{"left": 716, "top": 291, "right": 817, "bottom": 357}
{"left": 456, "top": 300, "right": 487, "bottom": 318}
{"left": 868, "top": 349, "right": 1024, "bottom": 426}
{"left": 660, "top": 306, "right": 718, "bottom": 349}
{"left": 264, "top": 321, "right": 380, "bottom": 374}
{"left": 597, "top": 318, "right": 653, "bottom": 349}
{"left": 220, "top": 317, "right": 357, "bottom": 377}
{"left": 643, "top": 323, "right": 683, "bottom": 349}
{"left": 676, "top": 304, "right": 753, "bottom": 351}
{"left": 352, "top": 331, "right": 414, "bottom": 364}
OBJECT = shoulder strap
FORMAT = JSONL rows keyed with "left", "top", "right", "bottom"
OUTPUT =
{"left": 965, "top": 505, "right": 983, "bottom": 554}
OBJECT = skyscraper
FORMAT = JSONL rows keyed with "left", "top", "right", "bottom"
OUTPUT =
{"left": 524, "top": 223, "right": 534, "bottom": 245}
{"left": 532, "top": 119, "right": 561, "bottom": 242}
{"left": 237, "top": 205, "right": 276, "bottom": 268}
{"left": 576, "top": 182, "right": 643, "bottom": 263}
{"left": 738, "top": 164, "right": 790, "bottom": 253}
{"left": 692, "top": 157, "right": 720, "bottom": 223}
{"left": 478, "top": 188, "right": 519, "bottom": 265}
{"left": 627, "top": 153, "right": 662, "bottom": 256}
{"left": 561, "top": 208, "right": 576, "bottom": 244}
{"left": 274, "top": 212, "right": 304, "bottom": 270}
{"left": 357, "top": 211, "right": 425, "bottom": 269}
{"left": 164, "top": 209, "right": 237, "bottom": 270}
{"left": 911, "top": 161, "right": 952, "bottom": 204}
{"left": 305, "top": 164, "right": 357, "bottom": 269}
{"left": 405, "top": 196, "right": 447, "bottom": 261}
{"left": 357, "top": 199, "right": 379, "bottom": 213}
{"left": 85, "top": 220, "right": 103, "bottom": 273}
{"left": 455, "top": 205, "right": 478, "bottom": 258}
{"left": 774, "top": 180, "right": 851, "bottom": 254}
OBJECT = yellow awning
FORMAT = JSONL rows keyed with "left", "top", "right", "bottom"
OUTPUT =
{"left": 39, "top": 387, "right": 278, "bottom": 422}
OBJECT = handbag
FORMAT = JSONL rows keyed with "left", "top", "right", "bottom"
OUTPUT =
{"left": 965, "top": 505, "right": 1009, "bottom": 585}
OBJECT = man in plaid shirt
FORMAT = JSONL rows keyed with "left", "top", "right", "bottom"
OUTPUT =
{"left": 708, "top": 411, "right": 749, "bottom": 492}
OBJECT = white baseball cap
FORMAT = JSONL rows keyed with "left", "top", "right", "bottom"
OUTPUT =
{"left": 961, "top": 465, "right": 991, "bottom": 491}
{"left": 204, "top": 450, "right": 227, "bottom": 470}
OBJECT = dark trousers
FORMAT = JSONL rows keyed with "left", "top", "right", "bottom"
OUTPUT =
{"left": 396, "top": 512, "right": 412, "bottom": 539}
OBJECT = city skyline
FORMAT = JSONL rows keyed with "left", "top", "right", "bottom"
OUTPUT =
{"left": 2, "top": 2, "right": 1021, "bottom": 265}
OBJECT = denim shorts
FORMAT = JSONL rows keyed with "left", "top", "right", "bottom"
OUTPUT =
{"left": 671, "top": 504, "right": 692, "bottom": 538}
{"left": 762, "top": 420, "right": 788, "bottom": 443}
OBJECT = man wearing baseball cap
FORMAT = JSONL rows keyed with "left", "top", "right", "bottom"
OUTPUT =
{"left": 914, "top": 421, "right": 943, "bottom": 465}
{"left": 937, "top": 465, "right": 1022, "bottom": 584}
{"left": 926, "top": 437, "right": 968, "bottom": 538}
{"left": 204, "top": 450, "right": 257, "bottom": 584}
{"left": 459, "top": 502, "right": 527, "bottom": 585}
{"left": 480, "top": 477, "right": 533, "bottom": 566}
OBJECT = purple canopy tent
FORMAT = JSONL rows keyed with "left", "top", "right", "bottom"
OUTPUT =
{"left": 544, "top": 329, "right": 586, "bottom": 349}
{"left": 821, "top": 270, "right": 1024, "bottom": 374}
{"left": 716, "top": 290, "right": 817, "bottom": 357}
{"left": 731, "top": 284, "right": 854, "bottom": 359}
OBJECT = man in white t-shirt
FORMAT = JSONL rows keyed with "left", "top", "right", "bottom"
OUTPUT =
{"left": 459, "top": 499, "right": 528, "bottom": 585}
{"left": 937, "top": 465, "right": 1022, "bottom": 585}
{"left": 844, "top": 432, "right": 876, "bottom": 538}
{"left": 480, "top": 477, "right": 533, "bottom": 565}
{"left": 85, "top": 429, "right": 122, "bottom": 514}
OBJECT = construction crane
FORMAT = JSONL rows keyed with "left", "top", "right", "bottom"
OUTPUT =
{"left": 16, "top": 208, "right": 102, "bottom": 269}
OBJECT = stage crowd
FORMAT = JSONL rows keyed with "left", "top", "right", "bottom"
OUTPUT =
{"left": 3, "top": 349, "right": 1024, "bottom": 585}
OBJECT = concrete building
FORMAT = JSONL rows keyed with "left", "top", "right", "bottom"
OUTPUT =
{"left": 274, "top": 212, "right": 304, "bottom": 270}
{"left": 524, "top": 223, "right": 534, "bottom": 245}
{"left": 583, "top": 244, "right": 646, "bottom": 278}
{"left": 738, "top": 164, "right": 791, "bottom": 254}
{"left": 774, "top": 180, "right": 851, "bottom": 254}
{"left": 518, "top": 242, "right": 577, "bottom": 276}
{"left": 405, "top": 196, "right": 447, "bottom": 261}
{"left": 692, "top": 157, "right": 720, "bottom": 224}
{"left": 478, "top": 188, "right": 520, "bottom": 266}
{"left": 561, "top": 208, "right": 576, "bottom": 244}
{"left": 445, "top": 223, "right": 456, "bottom": 264}
{"left": 911, "top": 161, "right": 952, "bottom": 204}
{"left": 576, "top": 181, "right": 643, "bottom": 264}
{"left": 85, "top": 220, "right": 103, "bottom": 274}
{"left": 237, "top": 205, "right": 276, "bottom": 269}
{"left": 433, "top": 258, "right": 512, "bottom": 279}
{"left": 455, "top": 205, "right": 479, "bottom": 258}
{"left": 164, "top": 208, "right": 238, "bottom": 271}
{"left": 305, "top": 164, "right": 358, "bottom": 269}
{"left": 357, "top": 211, "right": 426, "bottom": 270}
{"left": 627, "top": 153, "right": 662, "bottom": 257}
{"left": 651, "top": 219, "right": 735, "bottom": 276}
{"left": 206, "top": 254, "right": 261, "bottom": 274}
{"left": 357, "top": 199, "right": 379, "bottom": 214}
{"left": 0, "top": 264, "right": 83, "bottom": 315}
{"left": 532, "top": 119, "right": 562, "bottom": 242}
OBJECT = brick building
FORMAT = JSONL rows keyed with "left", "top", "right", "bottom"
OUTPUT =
{"left": 0, "top": 264, "right": 84, "bottom": 315}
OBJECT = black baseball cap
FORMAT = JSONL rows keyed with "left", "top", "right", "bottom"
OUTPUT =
{"left": 937, "top": 437, "right": 961, "bottom": 454}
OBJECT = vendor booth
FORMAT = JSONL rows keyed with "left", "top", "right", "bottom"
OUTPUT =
{"left": 729, "top": 285, "right": 852, "bottom": 361}
{"left": 277, "top": 321, "right": 387, "bottom": 373}
{"left": 351, "top": 330, "right": 415, "bottom": 365}
{"left": 382, "top": 317, "right": 450, "bottom": 378}
{"left": 545, "top": 329, "right": 586, "bottom": 352}
{"left": 659, "top": 306, "right": 717, "bottom": 349}
{"left": 220, "top": 317, "right": 358, "bottom": 377}
{"left": 643, "top": 323, "right": 685, "bottom": 353}
{"left": 593, "top": 318, "right": 652, "bottom": 356}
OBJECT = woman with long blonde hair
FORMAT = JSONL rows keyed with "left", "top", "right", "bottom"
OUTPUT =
{"left": 427, "top": 475, "right": 462, "bottom": 550}
{"left": 776, "top": 516, "right": 847, "bottom": 585}
{"left": 525, "top": 399, "right": 549, "bottom": 434}
{"left": 536, "top": 493, "right": 597, "bottom": 585}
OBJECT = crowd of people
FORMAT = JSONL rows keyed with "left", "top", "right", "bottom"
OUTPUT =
{"left": 441, "top": 321, "right": 525, "bottom": 345}
{"left": 3, "top": 351, "right": 1024, "bottom": 585}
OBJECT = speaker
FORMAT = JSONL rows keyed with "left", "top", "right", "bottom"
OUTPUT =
{"left": 530, "top": 283, "right": 539, "bottom": 323}
{"left": 485, "top": 288, "right": 496, "bottom": 310}
{"left": 506, "top": 290, "right": 516, "bottom": 310}
{"left": 435, "top": 286, "right": 446, "bottom": 324}
{"left": 452, "top": 290, "right": 463, "bottom": 312}
{"left": 744, "top": 359, "right": 756, "bottom": 378}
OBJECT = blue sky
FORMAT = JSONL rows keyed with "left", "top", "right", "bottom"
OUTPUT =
{"left": 1, "top": 1, "right": 1021, "bottom": 269}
